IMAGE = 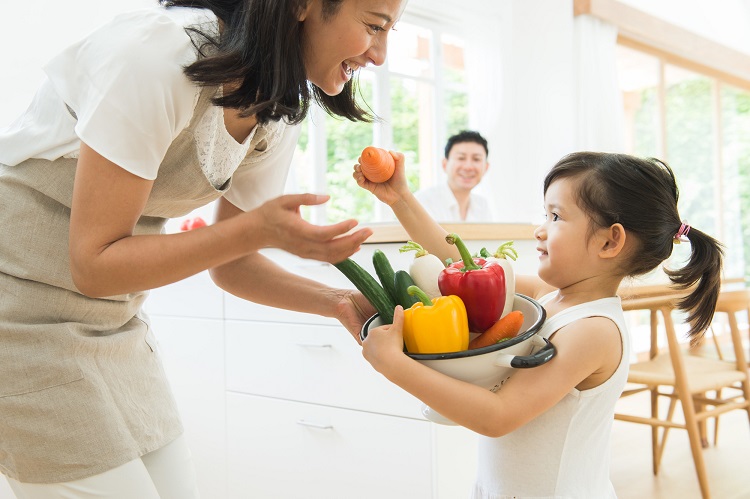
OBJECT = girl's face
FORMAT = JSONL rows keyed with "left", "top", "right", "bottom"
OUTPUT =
{"left": 534, "top": 177, "right": 601, "bottom": 289}
{"left": 299, "top": 0, "right": 407, "bottom": 96}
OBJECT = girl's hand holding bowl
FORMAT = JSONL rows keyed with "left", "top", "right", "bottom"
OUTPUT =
{"left": 361, "top": 305, "right": 409, "bottom": 378}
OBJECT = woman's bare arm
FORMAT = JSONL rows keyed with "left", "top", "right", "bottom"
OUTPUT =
{"left": 69, "top": 142, "right": 371, "bottom": 297}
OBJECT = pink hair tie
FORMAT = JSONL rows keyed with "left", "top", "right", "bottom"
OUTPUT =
{"left": 674, "top": 222, "right": 690, "bottom": 244}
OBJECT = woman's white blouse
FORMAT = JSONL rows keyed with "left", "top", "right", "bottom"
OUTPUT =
{"left": 0, "top": 6, "right": 298, "bottom": 212}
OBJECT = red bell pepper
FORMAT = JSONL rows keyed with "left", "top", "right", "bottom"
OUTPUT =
{"left": 437, "top": 233, "right": 506, "bottom": 333}
{"left": 180, "top": 216, "right": 207, "bottom": 231}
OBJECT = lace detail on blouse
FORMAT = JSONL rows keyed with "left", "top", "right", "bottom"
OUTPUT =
{"left": 193, "top": 102, "right": 254, "bottom": 189}
{"left": 192, "top": 86, "right": 288, "bottom": 190}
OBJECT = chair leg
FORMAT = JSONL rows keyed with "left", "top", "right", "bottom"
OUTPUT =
{"left": 681, "top": 389, "right": 712, "bottom": 498}
{"left": 712, "top": 389, "right": 721, "bottom": 446}
{"left": 660, "top": 306, "right": 712, "bottom": 499}
{"left": 696, "top": 395, "right": 709, "bottom": 448}
{"left": 650, "top": 388, "right": 659, "bottom": 474}
{"left": 727, "top": 312, "right": 750, "bottom": 427}
{"left": 743, "top": 381, "right": 750, "bottom": 428}
{"left": 655, "top": 395, "right": 677, "bottom": 471}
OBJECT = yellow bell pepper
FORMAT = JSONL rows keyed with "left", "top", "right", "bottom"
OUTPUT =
{"left": 403, "top": 285, "right": 470, "bottom": 354}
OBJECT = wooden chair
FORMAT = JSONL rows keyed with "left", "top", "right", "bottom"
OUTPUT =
{"left": 709, "top": 287, "right": 750, "bottom": 361}
{"left": 615, "top": 291, "right": 750, "bottom": 499}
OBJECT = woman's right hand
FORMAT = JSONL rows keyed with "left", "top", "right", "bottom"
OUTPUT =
{"left": 250, "top": 193, "right": 372, "bottom": 264}
{"left": 353, "top": 150, "right": 411, "bottom": 206}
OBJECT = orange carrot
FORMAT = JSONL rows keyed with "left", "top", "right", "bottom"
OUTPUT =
{"left": 360, "top": 146, "right": 395, "bottom": 183}
{"left": 468, "top": 310, "right": 524, "bottom": 349}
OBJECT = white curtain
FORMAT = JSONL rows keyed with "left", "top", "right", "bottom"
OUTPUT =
{"left": 574, "top": 15, "right": 626, "bottom": 152}
{"left": 464, "top": 12, "right": 513, "bottom": 217}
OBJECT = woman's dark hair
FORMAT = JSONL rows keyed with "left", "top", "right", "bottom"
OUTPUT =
{"left": 158, "top": 0, "right": 373, "bottom": 124}
{"left": 543, "top": 152, "right": 724, "bottom": 339}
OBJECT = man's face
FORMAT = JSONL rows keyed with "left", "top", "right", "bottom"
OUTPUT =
{"left": 443, "top": 141, "right": 489, "bottom": 192}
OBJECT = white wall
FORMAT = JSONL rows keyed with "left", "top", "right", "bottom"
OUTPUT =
{"left": 469, "top": 0, "right": 578, "bottom": 224}
{"left": 0, "top": 0, "right": 155, "bottom": 127}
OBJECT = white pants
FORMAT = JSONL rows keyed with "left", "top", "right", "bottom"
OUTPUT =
{"left": 6, "top": 436, "right": 200, "bottom": 499}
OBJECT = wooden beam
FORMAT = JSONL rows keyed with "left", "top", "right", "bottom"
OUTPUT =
{"left": 574, "top": 0, "right": 750, "bottom": 87}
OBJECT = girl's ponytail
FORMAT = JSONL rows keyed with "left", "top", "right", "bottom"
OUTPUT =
{"left": 665, "top": 225, "right": 724, "bottom": 339}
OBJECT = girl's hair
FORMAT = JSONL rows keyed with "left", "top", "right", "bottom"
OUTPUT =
{"left": 544, "top": 152, "right": 724, "bottom": 339}
{"left": 158, "top": 0, "right": 373, "bottom": 124}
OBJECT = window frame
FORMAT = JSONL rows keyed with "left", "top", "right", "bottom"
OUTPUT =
{"left": 616, "top": 35, "right": 750, "bottom": 279}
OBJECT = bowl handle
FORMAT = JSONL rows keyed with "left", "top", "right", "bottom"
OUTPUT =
{"left": 493, "top": 336, "right": 556, "bottom": 369}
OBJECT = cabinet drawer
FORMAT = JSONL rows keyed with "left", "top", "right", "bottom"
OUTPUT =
{"left": 226, "top": 393, "right": 433, "bottom": 499}
{"left": 225, "top": 321, "right": 423, "bottom": 418}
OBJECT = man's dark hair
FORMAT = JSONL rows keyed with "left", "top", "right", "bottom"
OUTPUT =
{"left": 444, "top": 130, "right": 489, "bottom": 159}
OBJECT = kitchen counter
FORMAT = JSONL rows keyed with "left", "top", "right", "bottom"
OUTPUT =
{"left": 362, "top": 222, "right": 538, "bottom": 243}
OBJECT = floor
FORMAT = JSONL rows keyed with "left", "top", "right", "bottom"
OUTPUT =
{"left": 610, "top": 391, "right": 750, "bottom": 499}
{"left": 610, "top": 329, "right": 750, "bottom": 499}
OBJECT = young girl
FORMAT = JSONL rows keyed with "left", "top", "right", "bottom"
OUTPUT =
{"left": 354, "top": 151, "right": 723, "bottom": 498}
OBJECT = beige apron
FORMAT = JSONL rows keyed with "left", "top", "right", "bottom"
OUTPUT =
{"left": 0, "top": 87, "right": 279, "bottom": 483}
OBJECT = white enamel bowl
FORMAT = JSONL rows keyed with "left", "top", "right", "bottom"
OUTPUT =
{"left": 361, "top": 293, "right": 554, "bottom": 425}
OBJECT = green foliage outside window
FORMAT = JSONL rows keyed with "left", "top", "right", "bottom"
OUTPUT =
{"left": 665, "top": 77, "right": 716, "bottom": 236}
{"left": 324, "top": 110, "right": 375, "bottom": 223}
{"left": 445, "top": 89, "right": 469, "bottom": 138}
{"left": 444, "top": 64, "right": 469, "bottom": 138}
{"left": 631, "top": 77, "right": 750, "bottom": 281}
{"left": 631, "top": 88, "right": 659, "bottom": 157}
{"left": 390, "top": 77, "right": 422, "bottom": 194}
{"left": 723, "top": 87, "right": 750, "bottom": 280}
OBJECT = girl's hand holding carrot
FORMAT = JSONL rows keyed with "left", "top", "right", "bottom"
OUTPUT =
{"left": 360, "top": 146, "right": 395, "bottom": 182}
{"left": 353, "top": 148, "right": 411, "bottom": 207}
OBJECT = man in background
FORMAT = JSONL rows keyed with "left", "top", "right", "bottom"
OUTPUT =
{"left": 414, "top": 130, "right": 496, "bottom": 222}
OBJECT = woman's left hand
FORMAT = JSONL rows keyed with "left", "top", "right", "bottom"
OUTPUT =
{"left": 334, "top": 289, "right": 378, "bottom": 343}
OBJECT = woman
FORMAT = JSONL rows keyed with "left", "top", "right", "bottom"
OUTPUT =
{"left": 0, "top": 0, "right": 406, "bottom": 497}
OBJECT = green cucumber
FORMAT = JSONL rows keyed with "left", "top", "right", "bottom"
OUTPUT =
{"left": 372, "top": 250, "right": 398, "bottom": 303}
{"left": 334, "top": 258, "right": 395, "bottom": 324}
{"left": 393, "top": 270, "right": 420, "bottom": 309}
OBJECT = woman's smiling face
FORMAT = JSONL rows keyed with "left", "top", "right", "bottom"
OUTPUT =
{"left": 299, "top": 0, "right": 406, "bottom": 96}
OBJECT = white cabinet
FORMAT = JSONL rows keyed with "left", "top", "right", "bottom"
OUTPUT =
{"left": 149, "top": 315, "right": 227, "bottom": 499}
{"left": 148, "top": 246, "right": 481, "bottom": 499}
{"left": 225, "top": 320, "right": 423, "bottom": 418}
{"left": 0, "top": 475, "right": 13, "bottom": 498}
{"left": 226, "top": 393, "right": 434, "bottom": 499}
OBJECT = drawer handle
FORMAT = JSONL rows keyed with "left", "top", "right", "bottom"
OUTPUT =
{"left": 296, "top": 343, "right": 333, "bottom": 349}
{"left": 296, "top": 420, "right": 333, "bottom": 430}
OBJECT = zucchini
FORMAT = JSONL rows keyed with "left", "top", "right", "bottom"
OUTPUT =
{"left": 372, "top": 250, "right": 398, "bottom": 303}
{"left": 393, "top": 270, "right": 420, "bottom": 309}
{"left": 334, "top": 258, "right": 395, "bottom": 324}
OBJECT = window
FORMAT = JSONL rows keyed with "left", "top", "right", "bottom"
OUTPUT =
{"left": 289, "top": 16, "right": 469, "bottom": 225}
{"left": 616, "top": 42, "right": 750, "bottom": 280}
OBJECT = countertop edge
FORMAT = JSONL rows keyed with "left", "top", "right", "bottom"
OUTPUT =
{"left": 362, "top": 223, "right": 538, "bottom": 244}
